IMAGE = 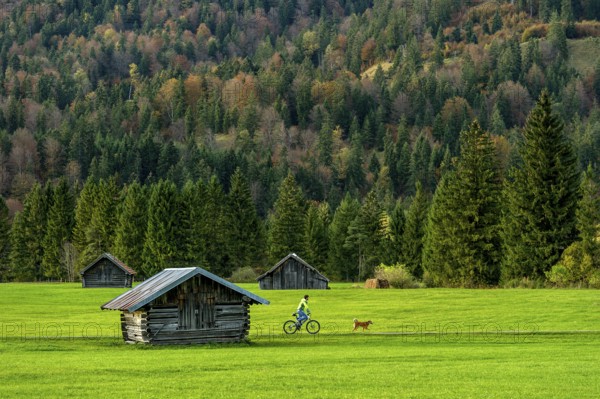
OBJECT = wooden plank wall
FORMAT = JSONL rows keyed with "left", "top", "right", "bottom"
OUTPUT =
{"left": 82, "top": 260, "right": 132, "bottom": 288}
{"left": 260, "top": 259, "right": 328, "bottom": 290}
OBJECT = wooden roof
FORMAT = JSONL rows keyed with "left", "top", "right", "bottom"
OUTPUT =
{"left": 257, "top": 253, "right": 329, "bottom": 282}
{"left": 101, "top": 267, "right": 270, "bottom": 312}
{"left": 80, "top": 252, "right": 136, "bottom": 276}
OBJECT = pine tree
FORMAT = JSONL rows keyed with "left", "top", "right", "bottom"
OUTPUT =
{"left": 224, "top": 168, "right": 266, "bottom": 272}
{"left": 0, "top": 196, "right": 10, "bottom": 281}
{"left": 401, "top": 182, "right": 430, "bottom": 279}
{"left": 112, "top": 181, "right": 148, "bottom": 276}
{"left": 268, "top": 172, "right": 306, "bottom": 264}
{"left": 41, "top": 179, "right": 75, "bottom": 281}
{"left": 422, "top": 121, "right": 502, "bottom": 287}
{"left": 501, "top": 91, "right": 580, "bottom": 281}
{"left": 142, "top": 179, "right": 182, "bottom": 276}
{"left": 327, "top": 193, "right": 360, "bottom": 280}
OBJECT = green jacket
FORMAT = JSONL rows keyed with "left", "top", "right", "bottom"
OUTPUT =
{"left": 297, "top": 298, "right": 310, "bottom": 314}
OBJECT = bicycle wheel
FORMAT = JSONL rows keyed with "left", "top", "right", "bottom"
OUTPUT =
{"left": 283, "top": 320, "right": 299, "bottom": 334}
{"left": 306, "top": 320, "right": 320, "bottom": 334}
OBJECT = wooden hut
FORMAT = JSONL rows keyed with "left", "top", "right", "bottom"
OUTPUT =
{"left": 80, "top": 253, "right": 136, "bottom": 288}
{"left": 101, "top": 267, "right": 269, "bottom": 345}
{"left": 257, "top": 253, "right": 329, "bottom": 290}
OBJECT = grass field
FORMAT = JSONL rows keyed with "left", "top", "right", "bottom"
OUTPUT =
{"left": 0, "top": 283, "right": 599, "bottom": 398}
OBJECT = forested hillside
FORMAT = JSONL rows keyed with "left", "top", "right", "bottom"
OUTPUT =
{"left": 1, "top": 0, "right": 600, "bottom": 287}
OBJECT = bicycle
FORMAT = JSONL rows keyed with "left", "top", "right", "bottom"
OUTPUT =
{"left": 283, "top": 313, "right": 321, "bottom": 334}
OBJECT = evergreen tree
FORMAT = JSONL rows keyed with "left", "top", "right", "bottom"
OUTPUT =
{"left": 72, "top": 178, "right": 97, "bottom": 272}
{"left": 0, "top": 196, "right": 9, "bottom": 281}
{"left": 268, "top": 171, "right": 306, "bottom": 264}
{"left": 9, "top": 184, "right": 48, "bottom": 281}
{"left": 501, "top": 91, "right": 580, "bottom": 281}
{"left": 224, "top": 168, "right": 266, "bottom": 272}
{"left": 201, "top": 176, "right": 229, "bottom": 275}
{"left": 576, "top": 165, "right": 600, "bottom": 263}
{"left": 345, "top": 189, "right": 384, "bottom": 280}
{"left": 180, "top": 179, "right": 205, "bottom": 268}
{"left": 41, "top": 179, "right": 75, "bottom": 281}
{"left": 304, "top": 201, "right": 330, "bottom": 271}
{"left": 379, "top": 199, "right": 405, "bottom": 265}
{"left": 422, "top": 121, "right": 502, "bottom": 287}
{"left": 79, "top": 177, "right": 120, "bottom": 269}
{"left": 401, "top": 182, "right": 430, "bottom": 279}
{"left": 112, "top": 181, "right": 148, "bottom": 276}
{"left": 547, "top": 11, "right": 568, "bottom": 60}
{"left": 142, "top": 179, "right": 182, "bottom": 276}
{"left": 327, "top": 193, "right": 360, "bottom": 280}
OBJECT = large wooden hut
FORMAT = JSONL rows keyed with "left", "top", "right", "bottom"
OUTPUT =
{"left": 257, "top": 253, "right": 329, "bottom": 290}
{"left": 101, "top": 267, "right": 269, "bottom": 345}
{"left": 80, "top": 253, "right": 136, "bottom": 288}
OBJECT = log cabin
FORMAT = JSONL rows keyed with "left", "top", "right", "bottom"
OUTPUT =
{"left": 101, "top": 267, "right": 269, "bottom": 344}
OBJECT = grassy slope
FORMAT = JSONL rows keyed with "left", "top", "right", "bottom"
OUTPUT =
{"left": 568, "top": 38, "right": 600, "bottom": 75}
{"left": 0, "top": 283, "right": 599, "bottom": 398}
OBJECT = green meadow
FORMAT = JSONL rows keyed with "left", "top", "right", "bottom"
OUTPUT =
{"left": 0, "top": 283, "right": 599, "bottom": 398}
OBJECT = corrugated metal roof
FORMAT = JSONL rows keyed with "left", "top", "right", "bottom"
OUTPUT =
{"left": 80, "top": 252, "right": 137, "bottom": 276}
{"left": 257, "top": 253, "right": 329, "bottom": 282}
{"left": 101, "top": 267, "right": 269, "bottom": 311}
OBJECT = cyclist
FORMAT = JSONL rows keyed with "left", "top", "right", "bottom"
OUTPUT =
{"left": 295, "top": 294, "right": 311, "bottom": 327}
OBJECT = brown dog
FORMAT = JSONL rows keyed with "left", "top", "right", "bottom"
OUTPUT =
{"left": 353, "top": 318, "right": 373, "bottom": 332}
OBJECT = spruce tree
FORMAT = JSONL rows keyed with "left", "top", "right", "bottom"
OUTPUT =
{"left": 401, "top": 182, "right": 430, "bottom": 279}
{"left": 304, "top": 201, "right": 330, "bottom": 271}
{"left": 142, "top": 179, "right": 182, "bottom": 276}
{"left": 41, "top": 179, "right": 75, "bottom": 281}
{"left": 345, "top": 190, "right": 384, "bottom": 280}
{"left": 501, "top": 91, "right": 580, "bottom": 281}
{"left": 576, "top": 165, "right": 600, "bottom": 263}
{"left": 0, "top": 196, "right": 9, "bottom": 281}
{"left": 180, "top": 179, "right": 205, "bottom": 268}
{"left": 422, "top": 121, "right": 502, "bottom": 287}
{"left": 72, "top": 177, "right": 98, "bottom": 272}
{"left": 9, "top": 184, "right": 48, "bottom": 281}
{"left": 112, "top": 181, "right": 148, "bottom": 276}
{"left": 379, "top": 199, "right": 406, "bottom": 265}
{"left": 224, "top": 169, "right": 266, "bottom": 272}
{"left": 201, "top": 176, "right": 229, "bottom": 275}
{"left": 79, "top": 177, "right": 120, "bottom": 269}
{"left": 327, "top": 193, "right": 360, "bottom": 280}
{"left": 268, "top": 172, "right": 306, "bottom": 264}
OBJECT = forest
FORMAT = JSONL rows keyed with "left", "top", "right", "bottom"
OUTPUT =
{"left": 1, "top": 0, "right": 600, "bottom": 287}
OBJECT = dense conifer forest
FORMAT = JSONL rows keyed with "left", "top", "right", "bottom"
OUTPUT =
{"left": 1, "top": 0, "right": 600, "bottom": 287}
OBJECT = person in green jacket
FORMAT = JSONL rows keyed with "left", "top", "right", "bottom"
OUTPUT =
{"left": 295, "top": 295, "right": 311, "bottom": 327}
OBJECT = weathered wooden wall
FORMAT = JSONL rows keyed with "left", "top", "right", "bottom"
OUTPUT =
{"left": 82, "top": 259, "right": 133, "bottom": 288}
{"left": 259, "top": 259, "right": 328, "bottom": 290}
{"left": 119, "top": 275, "right": 251, "bottom": 344}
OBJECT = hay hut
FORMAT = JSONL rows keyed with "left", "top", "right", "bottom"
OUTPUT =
{"left": 80, "top": 253, "right": 136, "bottom": 288}
{"left": 101, "top": 267, "right": 269, "bottom": 344}
{"left": 257, "top": 253, "right": 329, "bottom": 290}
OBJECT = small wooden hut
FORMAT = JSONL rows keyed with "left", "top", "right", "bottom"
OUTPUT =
{"left": 257, "top": 253, "right": 329, "bottom": 290}
{"left": 80, "top": 253, "right": 136, "bottom": 288}
{"left": 101, "top": 267, "right": 269, "bottom": 345}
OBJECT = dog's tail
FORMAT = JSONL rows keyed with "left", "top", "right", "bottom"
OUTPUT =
{"left": 353, "top": 318, "right": 358, "bottom": 323}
